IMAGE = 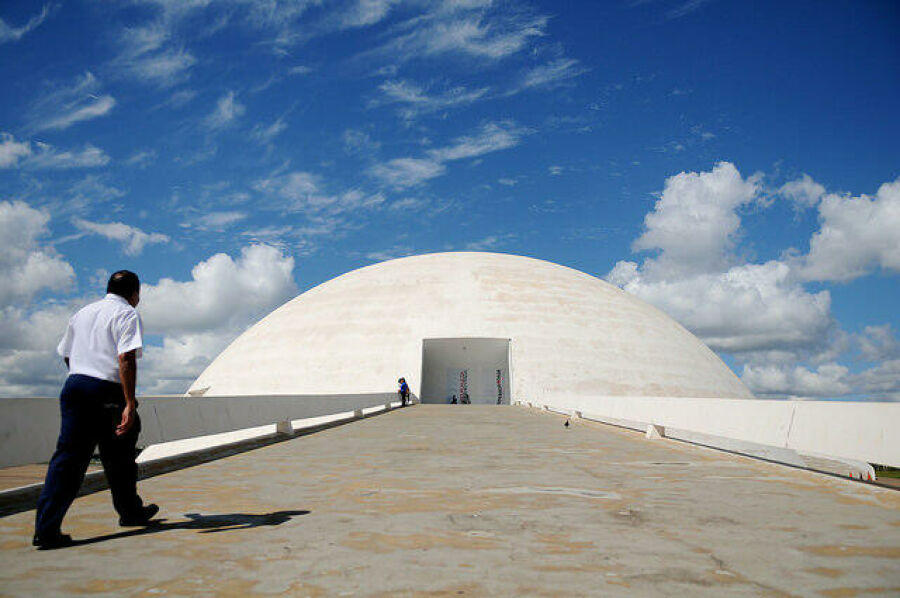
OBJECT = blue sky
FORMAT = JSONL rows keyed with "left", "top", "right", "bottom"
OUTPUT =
{"left": 1, "top": 0, "right": 898, "bottom": 398}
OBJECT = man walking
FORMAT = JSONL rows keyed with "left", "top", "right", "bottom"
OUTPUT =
{"left": 398, "top": 377, "right": 410, "bottom": 407}
{"left": 33, "top": 271, "right": 158, "bottom": 549}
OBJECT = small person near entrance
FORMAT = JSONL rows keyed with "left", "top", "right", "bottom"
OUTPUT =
{"left": 398, "top": 377, "right": 410, "bottom": 406}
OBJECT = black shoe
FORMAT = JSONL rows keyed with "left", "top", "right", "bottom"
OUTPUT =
{"left": 119, "top": 503, "right": 159, "bottom": 527}
{"left": 32, "top": 532, "right": 73, "bottom": 550}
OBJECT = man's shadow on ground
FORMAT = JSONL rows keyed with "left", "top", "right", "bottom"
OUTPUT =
{"left": 64, "top": 510, "right": 310, "bottom": 548}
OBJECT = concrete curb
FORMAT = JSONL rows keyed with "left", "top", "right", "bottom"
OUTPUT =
{"left": 524, "top": 403, "right": 889, "bottom": 487}
{"left": 0, "top": 401, "right": 407, "bottom": 518}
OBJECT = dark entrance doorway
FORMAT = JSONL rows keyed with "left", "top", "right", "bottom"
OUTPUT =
{"left": 420, "top": 338, "right": 511, "bottom": 404}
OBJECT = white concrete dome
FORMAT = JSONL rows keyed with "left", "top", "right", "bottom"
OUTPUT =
{"left": 188, "top": 252, "right": 753, "bottom": 401}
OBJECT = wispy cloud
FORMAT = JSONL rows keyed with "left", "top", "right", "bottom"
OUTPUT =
{"left": 1, "top": 133, "right": 111, "bottom": 170}
{"left": 46, "top": 95, "right": 115, "bottom": 130}
{"left": 628, "top": 0, "right": 717, "bottom": 20}
{"left": 359, "top": 7, "right": 548, "bottom": 65}
{"left": 667, "top": 0, "right": 716, "bottom": 20}
{"left": 166, "top": 89, "right": 198, "bottom": 108}
{"left": 464, "top": 233, "right": 516, "bottom": 251}
{"left": 254, "top": 171, "right": 385, "bottom": 216}
{"left": 388, "top": 197, "right": 431, "bottom": 212}
{"left": 187, "top": 211, "right": 248, "bottom": 232}
{"left": 29, "top": 72, "right": 115, "bottom": 132}
{"left": 366, "top": 245, "right": 416, "bottom": 262}
{"left": 370, "top": 158, "right": 447, "bottom": 189}
{"left": 343, "top": 129, "right": 381, "bottom": 155}
{"left": 370, "top": 121, "right": 530, "bottom": 188}
{"left": 73, "top": 218, "right": 169, "bottom": 255}
{"left": 516, "top": 58, "right": 587, "bottom": 91}
{"left": 252, "top": 64, "right": 315, "bottom": 93}
{"left": 0, "top": 4, "right": 54, "bottom": 44}
{"left": 125, "top": 149, "right": 158, "bottom": 168}
{"left": 337, "top": 0, "right": 401, "bottom": 29}
{"left": 251, "top": 116, "right": 287, "bottom": 144}
{"left": 67, "top": 175, "right": 126, "bottom": 206}
{"left": 27, "top": 143, "right": 110, "bottom": 169}
{"left": 204, "top": 91, "right": 245, "bottom": 130}
{"left": 413, "top": 13, "right": 547, "bottom": 59}
{"left": 113, "top": 20, "right": 196, "bottom": 87}
{"left": 375, "top": 79, "right": 490, "bottom": 119}
{"left": 132, "top": 47, "right": 196, "bottom": 86}
{"left": 430, "top": 121, "right": 526, "bottom": 161}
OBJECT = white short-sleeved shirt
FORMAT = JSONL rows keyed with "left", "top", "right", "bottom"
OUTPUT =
{"left": 57, "top": 293, "right": 143, "bottom": 383}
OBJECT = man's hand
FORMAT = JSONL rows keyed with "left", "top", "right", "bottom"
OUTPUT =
{"left": 117, "top": 349, "right": 138, "bottom": 436}
{"left": 116, "top": 404, "right": 136, "bottom": 436}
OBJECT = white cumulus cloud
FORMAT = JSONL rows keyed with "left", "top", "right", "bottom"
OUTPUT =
{"left": 140, "top": 244, "right": 297, "bottom": 336}
{"left": 859, "top": 324, "right": 900, "bottom": 362}
{"left": 630, "top": 161, "right": 760, "bottom": 278}
{"left": 0, "top": 201, "right": 75, "bottom": 306}
{"left": 606, "top": 162, "right": 834, "bottom": 392}
{"left": 0, "top": 133, "right": 32, "bottom": 167}
{"left": 741, "top": 363, "right": 852, "bottom": 399}
{"left": 0, "top": 200, "right": 77, "bottom": 397}
{"left": 608, "top": 163, "right": 900, "bottom": 399}
{"left": 797, "top": 178, "right": 900, "bottom": 282}
{"left": 779, "top": 173, "right": 825, "bottom": 208}
{"left": 138, "top": 244, "right": 298, "bottom": 394}
{"left": 609, "top": 260, "right": 832, "bottom": 355}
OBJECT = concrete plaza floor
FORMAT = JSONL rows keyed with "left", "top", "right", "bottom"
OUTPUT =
{"left": 0, "top": 405, "right": 898, "bottom": 597}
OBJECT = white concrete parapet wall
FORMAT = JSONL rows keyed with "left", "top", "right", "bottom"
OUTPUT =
{"left": 0, "top": 393, "right": 399, "bottom": 469}
{"left": 523, "top": 395, "right": 900, "bottom": 469}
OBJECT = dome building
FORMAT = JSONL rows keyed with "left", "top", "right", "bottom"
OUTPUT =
{"left": 188, "top": 252, "right": 752, "bottom": 402}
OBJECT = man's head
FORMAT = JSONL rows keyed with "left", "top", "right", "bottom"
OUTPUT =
{"left": 107, "top": 270, "right": 140, "bottom": 307}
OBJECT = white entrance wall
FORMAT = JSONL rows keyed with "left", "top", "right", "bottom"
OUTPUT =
{"left": 421, "top": 338, "right": 510, "bottom": 404}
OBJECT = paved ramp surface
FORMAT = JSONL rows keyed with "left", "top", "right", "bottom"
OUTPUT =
{"left": 1, "top": 405, "right": 898, "bottom": 597}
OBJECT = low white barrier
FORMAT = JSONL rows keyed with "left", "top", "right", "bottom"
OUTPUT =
{"left": 0, "top": 393, "right": 399, "bottom": 469}
{"left": 522, "top": 395, "right": 899, "bottom": 469}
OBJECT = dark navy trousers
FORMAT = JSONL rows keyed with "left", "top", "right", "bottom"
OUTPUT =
{"left": 35, "top": 374, "right": 145, "bottom": 537}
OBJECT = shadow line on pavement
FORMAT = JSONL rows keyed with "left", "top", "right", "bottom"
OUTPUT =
{"left": 55, "top": 510, "right": 310, "bottom": 548}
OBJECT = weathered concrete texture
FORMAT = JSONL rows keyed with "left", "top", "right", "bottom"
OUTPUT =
{"left": 1, "top": 406, "right": 898, "bottom": 597}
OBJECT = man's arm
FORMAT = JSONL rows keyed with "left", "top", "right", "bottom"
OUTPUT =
{"left": 116, "top": 349, "right": 138, "bottom": 436}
